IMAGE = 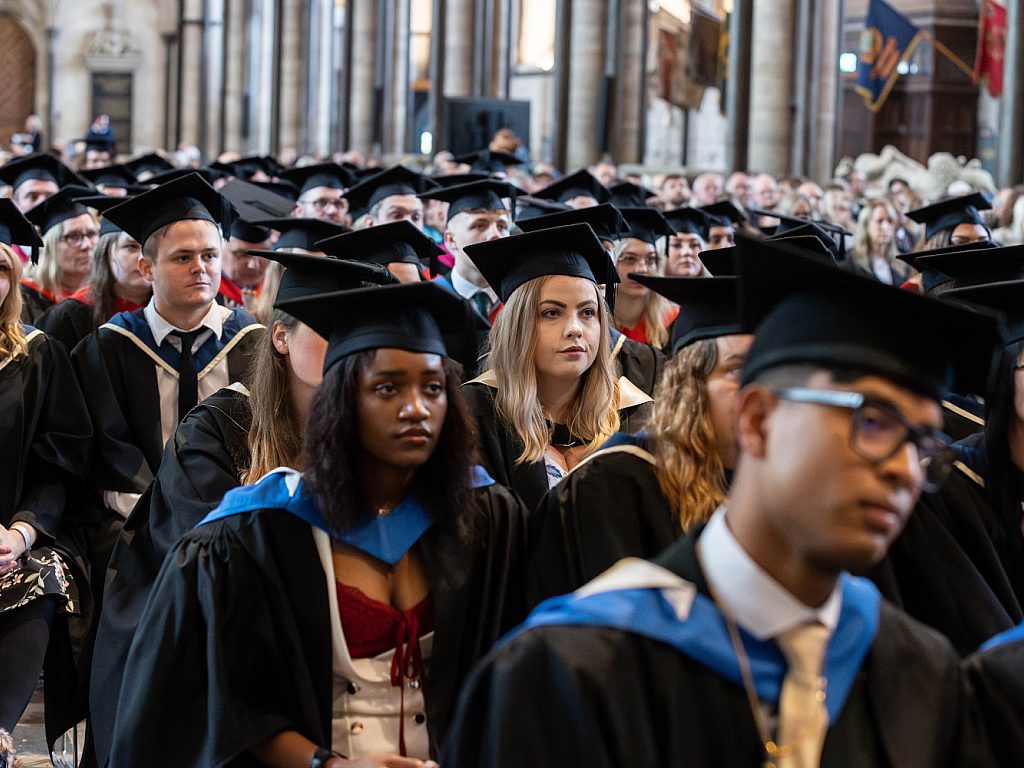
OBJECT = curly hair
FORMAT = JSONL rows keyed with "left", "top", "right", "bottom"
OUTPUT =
{"left": 647, "top": 339, "right": 727, "bottom": 531}
{"left": 303, "top": 350, "right": 481, "bottom": 541}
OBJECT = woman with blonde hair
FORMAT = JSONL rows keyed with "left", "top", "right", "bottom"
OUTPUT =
{"left": 20, "top": 186, "right": 99, "bottom": 322}
{"left": 0, "top": 217, "right": 91, "bottom": 756}
{"left": 851, "top": 196, "right": 911, "bottom": 285}
{"left": 526, "top": 275, "right": 751, "bottom": 605}
{"left": 461, "top": 224, "right": 653, "bottom": 511}
{"left": 609, "top": 208, "right": 676, "bottom": 350}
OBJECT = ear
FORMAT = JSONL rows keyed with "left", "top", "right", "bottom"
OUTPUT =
{"left": 443, "top": 229, "right": 457, "bottom": 252}
{"left": 271, "top": 320, "right": 289, "bottom": 356}
{"left": 138, "top": 252, "right": 154, "bottom": 282}
{"left": 736, "top": 384, "right": 775, "bottom": 459}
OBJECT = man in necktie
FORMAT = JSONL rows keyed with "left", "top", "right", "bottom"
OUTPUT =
{"left": 442, "top": 238, "right": 993, "bottom": 768}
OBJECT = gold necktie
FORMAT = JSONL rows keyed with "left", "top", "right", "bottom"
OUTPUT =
{"left": 774, "top": 622, "right": 830, "bottom": 768}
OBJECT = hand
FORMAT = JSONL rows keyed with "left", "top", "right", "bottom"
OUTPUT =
{"left": 0, "top": 526, "right": 27, "bottom": 574}
{"left": 330, "top": 756, "right": 438, "bottom": 768}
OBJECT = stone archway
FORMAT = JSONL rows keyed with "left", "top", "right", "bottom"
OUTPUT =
{"left": 0, "top": 15, "right": 36, "bottom": 150}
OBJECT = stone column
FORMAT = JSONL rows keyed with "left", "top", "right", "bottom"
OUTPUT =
{"left": 223, "top": 0, "right": 246, "bottom": 152}
{"left": 443, "top": 0, "right": 475, "bottom": 98}
{"left": 564, "top": 0, "right": 606, "bottom": 170}
{"left": 348, "top": 0, "right": 378, "bottom": 156}
{"left": 277, "top": 0, "right": 305, "bottom": 153}
{"left": 809, "top": 0, "right": 841, "bottom": 183}
{"left": 747, "top": 0, "right": 795, "bottom": 175}
{"left": 178, "top": 0, "right": 206, "bottom": 147}
{"left": 612, "top": 0, "right": 645, "bottom": 164}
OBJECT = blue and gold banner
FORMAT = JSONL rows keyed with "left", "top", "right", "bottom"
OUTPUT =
{"left": 856, "top": 0, "right": 922, "bottom": 112}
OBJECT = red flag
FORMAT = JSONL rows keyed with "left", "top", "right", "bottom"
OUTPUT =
{"left": 974, "top": 0, "right": 1007, "bottom": 97}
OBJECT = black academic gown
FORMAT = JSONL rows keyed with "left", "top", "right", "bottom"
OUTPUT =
{"left": 964, "top": 633, "right": 1024, "bottom": 767}
{"left": 109, "top": 484, "right": 527, "bottom": 767}
{"left": 526, "top": 433, "right": 677, "bottom": 607}
{"left": 36, "top": 297, "right": 94, "bottom": 353}
{"left": 19, "top": 281, "right": 56, "bottom": 324}
{"left": 462, "top": 373, "right": 654, "bottom": 512}
{"left": 611, "top": 328, "right": 664, "bottom": 396}
{"left": 442, "top": 529, "right": 968, "bottom": 768}
{"left": 89, "top": 386, "right": 252, "bottom": 767}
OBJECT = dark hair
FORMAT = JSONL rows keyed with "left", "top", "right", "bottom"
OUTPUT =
{"left": 984, "top": 340, "right": 1024, "bottom": 520}
{"left": 303, "top": 350, "right": 481, "bottom": 542}
{"left": 751, "top": 362, "right": 936, "bottom": 400}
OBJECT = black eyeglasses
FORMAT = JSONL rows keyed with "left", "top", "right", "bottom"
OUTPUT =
{"left": 772, "top": 387, "right": 954, "bottom": 492}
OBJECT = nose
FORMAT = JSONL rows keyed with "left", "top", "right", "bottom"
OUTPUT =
{"left": 880, "top": 440, "right": 924, "bottom": 492}
{"left": 400, "top": 392, "right": 430, "bottom": 421}
{"left": 564, "top": 313, "right": 583, "bottom": 339}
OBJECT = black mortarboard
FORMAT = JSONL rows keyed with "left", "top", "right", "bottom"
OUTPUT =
{"left": 210, "top": 155, "right": 278, "bottom": 180}
{"left": 755, "top": 212, "right": 848, "bottom": 262}
{"left": 74, "top": 193, "right": 136, "bottom": 236}
{"left": 608, "top": 181, "right": 657, "bottom": 208}
{"left": 0, "top": 153, "right": 87, "bottom": 191}
{"left": 315, "top": 220, "right": 442, "bottom": 269}
{"left": 244, "top": 249, "right": 395, "bottom": 305}
{"left": 943, "top": 280, "right": 1024, "bottom": 346}
{"left": 896, "top": 240, "right": 997, "bottom": 294}
{"left": 220, "top": 179, "right": 297, "bottom": 221}
{"left": 24, "top": 185, "right": 95, "bottom": 235}
{"left": 125, "top": 152, "right": 176, "bottom": 179}
{"left": 698, "top": 246, "right": 737, "bottom": 276}
{"left": 699, "top": 200, "right": 746, "bottom": 225}
{"left": 912, "top": 244, "right": 1024, "bottom": 291}
{"left": 80, "top": 164, "right": 138, "bottom": 189}
{"left": 515, "top": 195, "right": 572, "bottom": 221}
{"left": 532, "top": 169, "right": 610, "bottom": 205}
{"left": 464, "top": 223, "right": 620, "bottom": 304}
{"left": 737, "top": 240, "right": 1001, "bottom": 397}
{"left": 617, "top": 207, "right": 674, "bottom": 245}
{"left": 430, "top": 172, "right": 491, "bottom": 187}
{"left": 252, "top": 217, "right": 351, "bottom": 252}
{"left": 630, "top": 274, "right": 745, "bottom": 353}
{"left": 513, "top": 203, "right": 630, "bottom": 243}
{"left": 147, "top": 167, "right": 228, "bottom": 187}
{"left": 907, "top": 192, "right": 992, "bottom": 242}
{"left": 103, "top": 172, "right": 231, "bottom": 247}
{"left": 663, "top": 207, "right": 712, "bottom": 239}
{"left": 228, "top": 217, "right": 271, "bottom": 243}
{"left": 419, "top": 180, "right": 517, "bottom": 220}
{"left": 343, "top": 165, "right": 439, "bottom": 220}
{"left": 0, "top": 199, "right": 43, "bottom": 261}
{"left": 451, "top": 150, "right": 523, "bottom": 175}
{"left": 277, "top": 281, "right": 487, "bottom": 372}
{"left": 765, "top": 233, "right": 839, "bottom": 265}
{"left": 251, "top": 179, "right": 301, "bottom": 203}
{"left": 279, "top": 163, "right": 355, "bottom": 195}
{"left": 83, "top": 134, "right": 114, "bottom": 153}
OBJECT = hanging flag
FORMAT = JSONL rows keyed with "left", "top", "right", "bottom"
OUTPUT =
{"left": 855, "top": 0, "right": 923, "bottom": 112}
{"left": 974, "top": 0, "right": 1007, "bottom": 98}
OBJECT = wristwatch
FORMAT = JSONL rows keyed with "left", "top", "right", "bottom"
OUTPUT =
{"left": 309, "top": 747, "right": 340, "bottom": 767}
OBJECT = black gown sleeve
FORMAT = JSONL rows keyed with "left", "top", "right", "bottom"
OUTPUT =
{"left": 615, "top": 337, "right": 665, "bottom": 396}
{"left": 963, "top": 638, "right": 1024, "bottom": 768}
{"left": 35, "top": 298, "right": 93, "bottom": 354}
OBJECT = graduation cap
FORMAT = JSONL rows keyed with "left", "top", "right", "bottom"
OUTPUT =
{"left": 753, "top": 211, "right": 848, "bottom": 262}
{"left": 103, "top": 172, "right": 232, "bottom": 247}
{"left": 80, "top": 164, "right": 138, "bottom": 189}
{"left": 765, "top": 234, "right": 840, "bottom": 266}
{"left": 896, "top": 240, "right": 997, "bottom": 294}
{"left": 911, "top": 244, "right": 1024, "bottom": 292}
{"left": 699, "top": 200, "right": 746, "bottom": 225}
{"left": 617, "top": 207, "right": 674, "bottom": 245}
{"left": 250, "top": 179, "right": 301, "bottom": 203}
{"left": 24, "top": 185, "right": 95, "bottom": 235}
{"left": 220, "top": 179, "right": 297, "bottom": 221}
{"left": 464, "top": 223, "right": 620, "bottom": 304}
{"left": 276, "top": 281, "right": 488, "bottom": 372}
{"left": 73, "top": 193, "right": 136, "bottom": 236}
{"left": 279, "top": 163, "right": 355, "bottom": 195}
{"left": 209, "top": 155, "right": 278, "bottom": 180}
{"left": 419, "top": 179, "right": 517, "bottom": 221}
{"left": 227, "top": 216, "right": 271, "bottom": 243}
{"left": 513, "top": 203, "right": 630, "bottom": 243}
{"left": 907, "top": 192, "right": 992, "bottom": 242}
{"left": 942, "top": 280, "right": 1024, "bottom": 346}
{"left": 252, "top": 217, "right": 351, "bottom": 252}
{"left": 698, "top": 246, "right": 737, "bottom": 276}
{"left": 243, "top": 249, "right": 396, "bottom": 305}
{"left": 515, "top": 195, "right": 572, "bottom": 221}
{"left": 451, "top": 150, "right": 523, "bottom": 175}
{"left": 737, "top": 239, "right": 1002, "bottom": 397}
{"left": 82, "top": 134, "right": 115, "bottom": 153}
{"left": 608, "top": 181, "right": 657, "bottom": 208}
{"left": 629, "top": 274, "right": 745, "bottom": 353}
{"left": 0, "top": 199, "right": 43, "bottom": 261}
{"left": 429, "top": 172, "right": 491, "bottom": 188}
{"left": 147, "top": 167, "right": 228, "bottom": 187}
{"left": 125, "top": 152, "right": 176, "bottom": 179}
{"left": 0, "top": 153, "right": 88, "bottom": 191}
{"left": 315, "top": 220, "right": 442, "bottom": 270}
{"left": 663, "top": 208, "right": 713, "bottom": 240}
{"left": 532, "top": 169, "right": 610, "bottom": 205}
{"left": 343, "top": 165, "right": 439, "bottom": 220}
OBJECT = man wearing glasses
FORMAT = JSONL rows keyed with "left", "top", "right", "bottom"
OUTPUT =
{"left": 281, "top": 163, "right": 354, "bottom": 227}
{"left": 443, "top": 241, "right": 999, "bottom": 767}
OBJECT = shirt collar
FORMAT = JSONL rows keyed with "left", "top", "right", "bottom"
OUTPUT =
{"left": 144, "top": 300, "right": 226, "bottom": 346}
{"left": 696, "top": 507, "right": 842, "bottom": 641}
{"left": 450, "top": 265, "right": 496, "bottom": 303}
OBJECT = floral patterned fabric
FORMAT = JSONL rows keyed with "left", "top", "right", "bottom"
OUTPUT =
{"left": 0, "top": 546, "right": 74, "bottom": 614}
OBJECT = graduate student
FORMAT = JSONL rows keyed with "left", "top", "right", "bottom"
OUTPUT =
{"left": 281, "top": 162, "right": 356, "bottom": 227}
{"left": 0, "top": 237, "right": 91, "bottom": 742}
{"left": 89, "top": 252, "right": 392, "bottom": 768}
{"left": 443, "top": 242, "right": 1000, "bottom": 768}
{"left": 907, "top": 192, "right": 992, "bottom": 250}
{"left": 316, "top": 220, "right": 444, "bottom": 285}
{"left": 0, "top": 152, "right": 87, "bottom": 214}
{"left": 530, "top": 169, "right": 610, "bottom": 209}
{"left": 661, "top": 207, "right": 711, "bottom": 277}
{"left": 110, "top": 282, "right": 527, "bottom": 767}
{"left": 70, "top": 173, "right": 264, "bottom": 598}
{"left": 610, "top": 207, "right": 676, "bottom": 348}
{"left": 461, "top": 223, "right": 653, "bottom": 511}
{"left": 344, "top": 165, "right": 439, "bottom": 236}
{"left": 527, "top": 275, "right": 750, "bottom": 606}
{"left": 217, "top": 217, "right": 273, "bottom": 310}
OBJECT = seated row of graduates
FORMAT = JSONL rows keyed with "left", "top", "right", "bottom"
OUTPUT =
{"left": 1, "top": 170, "right": 1022, "bottom": 766}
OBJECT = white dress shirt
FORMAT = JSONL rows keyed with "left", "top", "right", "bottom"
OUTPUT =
{"left": 450, "top": 267, "right": 497, "bottom": 306}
